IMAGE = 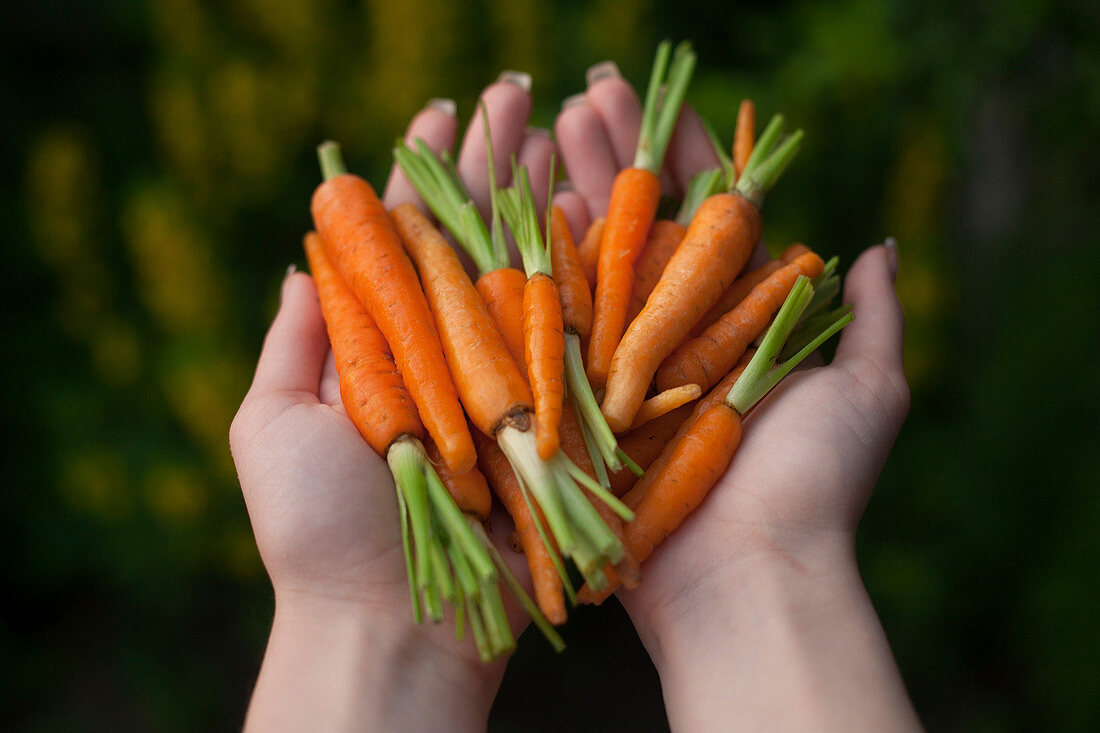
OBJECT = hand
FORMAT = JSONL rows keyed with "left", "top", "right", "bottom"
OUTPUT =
{"left": 555, "top": 63, "right": 921, "bottom": 730}
{"left": 230, "top": 72, "right": 551, "bottom": 731}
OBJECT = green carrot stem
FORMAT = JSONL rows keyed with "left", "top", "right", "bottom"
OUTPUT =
{"left": 464, "top": 594, "right": 491, "bottom": 662}
{"left": 429, "top": 540, "right": 455, "bottom": 603}
{"left": 423, "top": 462, "right": 497, "bottom": 582}
{"left": 739, "top": 115, "right": 785, "bottom": 179}
{"left": 501, "top": 160, "right": 551, "bottom": 277}
{"left": 387, "top": 438, "right": 433, "bottom": 591}
{"left": 393, "top": 480, "right": 422, "bottom": 623}
{"left": 564, "top": 333, "right": 621, "bottom": 471}
{"left": 317, "top": 141, "right": 348, "bottom": 181}
{"left": 452, "top": 570, "right": 467, "bottom": 641}
{"left": 781, "top": 304, "right": 852, "bottom": 363}
{"left": 556, "top": 453, "right": 635, "bottom": 522}
{"left": 498, "top": 427, "right": 577, "bottom": 556}
{"left": 634, "top": 41, "right": 697, "bottom": 173}
{"left": 726, "top": 276, "right": 853, "bottom": 412}
{"left": 739, "top": 129, "right": 803, "bottom": 206}
{"left": 472, "top": 521, "right": 566, "bottom": 652}
{"left": 479, "top": 580, "right": 516, "bottom": 658}
{"left": 575, "top": 401, "right": 612, "bottom": 490}
{"left": 556, "top": 471, "right": 623, "bottom": 564}
{"left": 616, "top": 448, "right": 644, "bottom": 476}
{"left": 676, "top": 168, "right": 725, "bottom": 226}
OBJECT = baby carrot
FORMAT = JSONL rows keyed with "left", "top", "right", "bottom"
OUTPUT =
{"left": 312, "top": 142, "right": 476, "bottom": 473}
{"left": 577, "top": 217, "right": 605, "bottom": 289}
{"left": 733, "top": 99, "right": 756, "bottom": 179}
{"left": 627, "top": 383, "right": 702, "bottom": 431}
{"left": 587, "top": 41, "right": 696, "bottom": 389}
{"left": 599, "top": 114, "right": 805, "bottom": 432}
{"left": 626, "top": 220, "right": 687, "bottom": 323}
{"left": 550, "top": 205, "right": 593, "bottom": 340}
{"left": 656, "top": 251, "right": 825, "bottom": 393}
{"left": 425, "top": 437, "right": 492, "bottom": 522}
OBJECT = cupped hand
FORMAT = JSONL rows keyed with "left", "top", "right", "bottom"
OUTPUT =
{"left": 231, "top": 73, "right": 553, "bottom": 731}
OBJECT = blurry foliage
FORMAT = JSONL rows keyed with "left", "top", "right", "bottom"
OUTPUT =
{"left": 3, "top": 0, "right": 1098, "bottom": 729}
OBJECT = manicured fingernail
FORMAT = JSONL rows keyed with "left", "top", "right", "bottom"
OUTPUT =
{"left": 562, "top": 92, "right": 588, "bottom": 111}
{"left": 281, "top": 263, "right": 298, "bottom": 301}
{"left": 883, "top": 237, "right": 899, "bottom": 281}
{"left": 526, "top": 125, "right": 552, "bottom": 138}
{"left": 425, "top": 97, "right": 456, "bottom": 116}
{"left": 586, "top": 60, "right": 620, "bottom": 86}
{"left": 497, "top": 70, "right": 532, "bottom": 92}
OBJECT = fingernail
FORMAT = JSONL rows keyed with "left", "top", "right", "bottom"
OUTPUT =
{"left": 561, "top": 92, "right": 588, "bottom": 111}
{"left": 883, "top": 237, "right": 899, "bottom": 281}
{"left": 526, "top": 125, "right": 552, "bottom": 138}
{"left": 586, "top": 60, "right": 621, "bottom": 87}
{"left": 553, "top": 179, "right": 573, "bottom": 194}
{"left": 425, "top": 97, "right": 456, "bottom": 116}
{"left": 281, "top": 263, "right": 297, "bottom": 301}
{"left": 497, "top": 70, "right": 532, "bottom": 92}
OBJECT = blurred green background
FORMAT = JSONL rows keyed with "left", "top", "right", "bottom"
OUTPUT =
{"left": 4, "top": 0, "right": 1098, "bottom": 729}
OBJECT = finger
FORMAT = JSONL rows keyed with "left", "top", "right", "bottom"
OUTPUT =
{"left": 554, "top": 94, "right": 618, "bottom": 219}
{"left": 318, "top": 349, "right": 343, "bottom": 409}
{"left": 665, "top": 103, "right": 721, "bottom": 198}
{"left": 456, "top": 71, "right": 533, "bottom": 219}
{"left": 382, "top": 98, "right": 460, "bottom": 212}
{"left": 515, "top": 127, "right": 557, "bottom": 217}
{"left": 834, "top": 242, "right": 904, "bottom": 372}
{"left": 584, "top": 61, "right": 641, "bottom": 170}
{"left": 551, "top": 186, "right": 591, "bottom": 244}
{"left": 248, "top": 269, "right": 330, "bottom": 401}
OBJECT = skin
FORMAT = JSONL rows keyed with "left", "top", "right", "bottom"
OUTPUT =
{"left": 232, "top": 63, "right": 921, "bottom": 731}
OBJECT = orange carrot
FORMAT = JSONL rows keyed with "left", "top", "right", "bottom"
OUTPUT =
{"left": 623, "top": 351, "right": 753, "bottom": 510}
{"left": 733, "top": 99, "right": 756, "bottom": 179}
{"left": 425, "top": 437, "right": 492, "bottom": 521}
{"left": 303, "top": 231, "right": 424, "bottom": 454}
{"left": 524, "top": 272, "right": 565, "bottom": 459}
{"left": 576, "top": 217, "right": 605, "bottom": 290}
{"left": 549, "top": 205, "right": 593, "bottom": 340}
{"left": 628, "top": 383, "right": 702, "bottom": 431}
{"left": 476, "top": 267, "right": 529, "bottom": 373}
{"left": 584, "top": 277, "right": 853, "bottom": 604}
{"left": 608, "top": 404, "right": 693, "bottom": 497}
{"left": 475, "top": 432, "right": 566, "bottom": 625}
{"left": 690, "top": 243, "right": 811, "bottom": 337}
{"left": 627, "top": 220, "right": 687, "bottom": 323}
{"left": 600, "top": 192, "right": 761, "bottom": 431}
{"left": 656, "top": 251, "right": 825, "bottom": 393}
{"left": 390, "top": 203, "right": 532, "bottom": 438}
{"left": 587, "top": 41, "right": 696, "bottom": 389}
{"left": 312, "top": 147, "right": 475, "bottom": 473}
{"left": 599, "top": 111, "right": 805, "bottom": 432}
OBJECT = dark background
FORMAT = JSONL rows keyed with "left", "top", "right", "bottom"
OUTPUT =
{"left": 4, "top": 0, "right": 1098, "bottom": 729}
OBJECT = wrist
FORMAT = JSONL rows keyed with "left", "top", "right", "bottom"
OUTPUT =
{"left": 245, "top": 589, "right": 503, "bottom": 732}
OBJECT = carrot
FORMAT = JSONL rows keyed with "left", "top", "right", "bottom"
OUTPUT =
{"left": 587, "top": 41, "right": 696, "bottom": 389}
{"left": 656, "top": 250, "right": 825, "bottom": 393}
{"left": 733, "top": 99, "right": 756, "bottom": 179}
{"left": 425, "top": 437, "right": 492, "bottom": 521}
{"left": 312, "top": 143, "right": 476, "bottom": 474}
{"left": 305, "top": 229, "right": 519, "bottom": 657}
{"left": 475, "top": 432, "right": 568, "bottom": 625}
{"left": 582, "top": 276, "right": 854, "bottom": 603}
{"left": 623, "top": 350, "right": 754, "bottom": 510}
{"left": 627, "top": 383, "right": 702, "bottom": 431}
{"left": 576, "top": 217, "right": 605, "bottom": 290}
{"left": 395, "top": 123, "right": 633, "bottom": 599}
{"left": 608, "top": 404, "right": 693, "bottom": 496}
{"left": 626, "top": 220, "right": 687, "bottom": 323}
{"left": 599, "top": 114, "right": 805, "bottom": 432}
{"left": 550, "top": 205, "right": 593, "bottom": 340}
{"left": 500, "top": 165, "right": 566, "bottom": 461}
{"left": 690, "top": 243, "right": 811, "bottom": 337}
{"left": 303, "top": 231, "right": 422, "bottom": 454}
{"left": 476, "top": 268, "right": 529, "bottom": 372}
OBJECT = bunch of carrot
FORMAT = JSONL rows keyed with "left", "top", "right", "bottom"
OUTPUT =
{"left": 298, "top": 40, "right": 854, "bottom": 660}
